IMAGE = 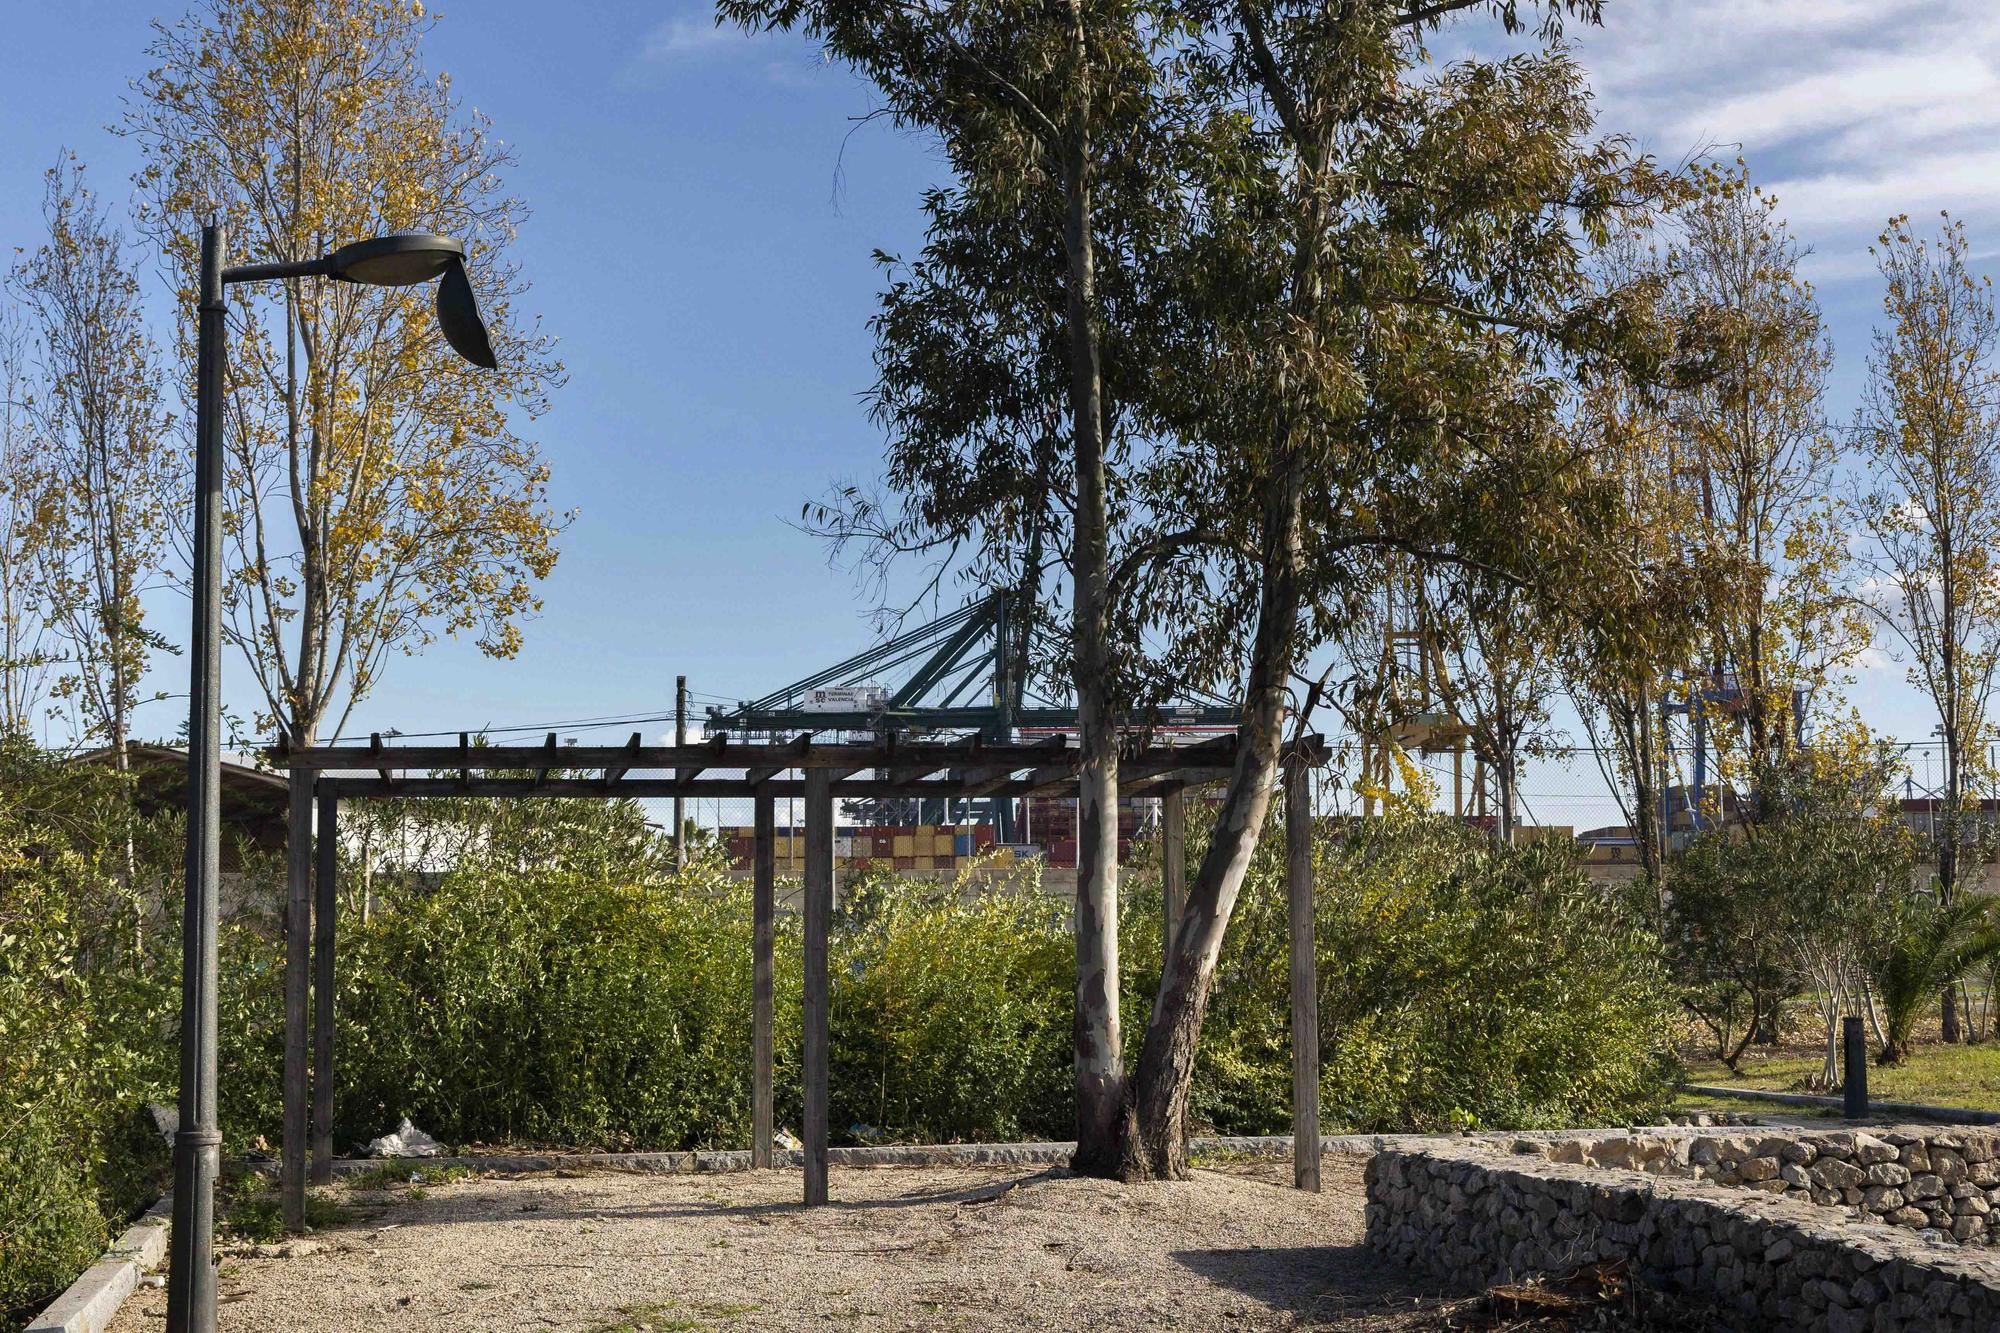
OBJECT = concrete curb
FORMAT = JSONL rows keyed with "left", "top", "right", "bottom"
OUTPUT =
{"left": 26, "top": 1194, "right": 172, "bottom": 1333}
{"left": 1679, "top": 1082, "right": 2000, "bottom": 1125}
{"left": 236, "top": 1128, "right": 1736, "bottom": 1179}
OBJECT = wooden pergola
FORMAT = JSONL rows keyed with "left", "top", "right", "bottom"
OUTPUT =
{"left": 266, "top": 731, "right": 1330, "bottom": 1225}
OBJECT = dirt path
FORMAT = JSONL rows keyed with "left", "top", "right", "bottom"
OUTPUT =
{"left": 109, "top": 1159, "right": 1466, "bottom": 1331}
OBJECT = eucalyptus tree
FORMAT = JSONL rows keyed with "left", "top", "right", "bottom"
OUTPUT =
{"left": 737, "top": 0, "right": 1697, "bottom": 1176}
{"left": 1114, "top": 0, "right": 1714, "bottom": 1178}
{"left": 723, "top": 0, "right": 1200, "bottom": 1170}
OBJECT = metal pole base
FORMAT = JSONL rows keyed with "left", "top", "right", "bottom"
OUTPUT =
{"left": 166, "top": 1129, "right": 222, "bottom": 1333}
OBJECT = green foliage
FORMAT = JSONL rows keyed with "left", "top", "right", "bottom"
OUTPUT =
{"left": 830, "top": 873, "right": 1073, "bottom": 1142}
{"left": 214, "top": 1172, "right": 346, "bottom": 1243}
{"left": 1663, "top": 829, "right": 1800, "bottom": 1070}
{"left": 1665, "top": 738, "right": 1924, "bottom": 1085}
{"left": 1873, "top": 894, "right": 2000, "bottom": 1064}
{"left": 4, "top": 742, "right": 1683, "bottom": 1322}
{"left": 0, "top": 1110, "right": 107, "bottom": 1328}
{"left": 343, "top": 1162, "right": 473, "bottom": 1192}
{"left": 1158, "top": 802, "right": 1679, "bottom": 1135}
{"left": 0, "top": 739, "right": 177, "bottom": 1327}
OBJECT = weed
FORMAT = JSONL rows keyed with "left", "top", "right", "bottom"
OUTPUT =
{"left": 344, "top": 1162, "right": 473, "bottom": 1193}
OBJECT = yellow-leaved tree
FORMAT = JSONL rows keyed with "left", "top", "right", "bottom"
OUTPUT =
{"left": 1661, "top": 166, "right": 1862, "bottom": 803}
{"left": 126, "top": 0, "right": 565, "bottom": 745}
{"left": 1854, "top": 213, "right": 2000, "bottom": 1043}
{"left": 11, "top": 157, "right": 177, "bottom": 769}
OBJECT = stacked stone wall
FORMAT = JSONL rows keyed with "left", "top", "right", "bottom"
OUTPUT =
{"left": 1519, "top": 1126, "right": 2000, "bottom": 1244}
{"left": 1366, "top": 1146, "right": 2000, "bottom": 1332}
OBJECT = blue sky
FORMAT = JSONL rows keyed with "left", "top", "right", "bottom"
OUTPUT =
{"left": 4, "top": 0, "right": 1996, "bottom": 756}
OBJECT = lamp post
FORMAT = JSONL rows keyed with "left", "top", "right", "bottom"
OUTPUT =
{"left": 167, "top": 224, "right": 495, "bottom": 1333}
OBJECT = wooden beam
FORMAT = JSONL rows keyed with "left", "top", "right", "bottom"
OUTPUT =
{"left": 534, "top": 732, "right": 557, "bottom": 784}
{"left": 1162, "top": 786, "right": 1186, "bottom": 970}
{"left": 369, "top": 732, "right": 394, "bottom": 788}
{"left": 282, "top": 771, "right": 313, "bottom": 1230}
{"left": 270, "top": 735, "right": 1243, "bottom": 774}
{"left": 752, "top": 790, "right": 775, "bottom": 1170}
{"left": 317, "top": 776, "right": 1065, "bottom": 800}
{"left": 603, "top": 731, "right": 641, "bottom": 788}
{"left": 1286, "top": 761, "right": 1320, "bottom": 1192}
{"left": 311, "top": 789, "right": 338, "bottom": 1185}
{"left": 802, "top": 767, "right": 833, "bottom": 1206}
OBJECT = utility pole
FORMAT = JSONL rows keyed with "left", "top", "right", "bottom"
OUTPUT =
{"left": 674, "top": 674, "right": 687, "bottom": 868}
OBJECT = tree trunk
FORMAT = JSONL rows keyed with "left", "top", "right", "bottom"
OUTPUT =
{"left": 1631, "top": 685, "right": 1664, "bottom": 893}
{"left": 1942, "top": 762, "right": 1963, "bottom": 1044}
{"left": 1058, "top": 37, "right": 1125, "bottom": 1177}
{"left": 1122, "top": 461, "right": 1304, "bottom": 1181}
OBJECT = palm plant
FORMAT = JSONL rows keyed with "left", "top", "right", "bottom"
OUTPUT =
{"left": 1872, "top": 893, "right": 2000, "bottom": 1065}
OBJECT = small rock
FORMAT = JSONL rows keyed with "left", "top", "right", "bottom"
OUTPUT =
{"left": 1738, "top": 1156, "right": 1781, "bottom": 1183}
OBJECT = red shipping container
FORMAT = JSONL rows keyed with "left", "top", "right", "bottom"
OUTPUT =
{"left": 973, "top": 825, "right": 997, "bottom": 847}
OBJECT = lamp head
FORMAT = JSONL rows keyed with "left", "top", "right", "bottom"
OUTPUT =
{"left": 327, "top": 231, "right": 497, "bottom": 370}
{"left": 327, "top": 232, "right": 465, "bottom": 287}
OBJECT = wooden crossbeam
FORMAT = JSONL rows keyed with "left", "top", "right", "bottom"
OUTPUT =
{"left": 603, "top": 732, "right": 641, "bottom": 788}
{"left": 274, "top": 734, "right": 1319, "bottom": 804}
{"left": 367, "top": 733, "right": 396, "bottom": 788}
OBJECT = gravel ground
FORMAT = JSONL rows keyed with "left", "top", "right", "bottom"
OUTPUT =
{"left": 107, "top": 1158, "right": 1474, "bottom": 1332}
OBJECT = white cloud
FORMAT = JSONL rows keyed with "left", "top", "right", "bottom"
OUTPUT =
{"left": 641, "top": 15, "right": 753, "bottom": 63}
{"left": 1536, "top": 1, "right": 2000, "bottom": 287}
{"left": 625, "top": 9, "right": 829, "bottom": 90}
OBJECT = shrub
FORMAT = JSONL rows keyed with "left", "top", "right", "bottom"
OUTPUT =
{"left": 309, "top": 853, "right": 786, "bottom": 1151}
{"left": 830, "top": 872, "right": 1072, "bottom": 1141}
{"left": 1179, "top": 805, "right": 1678, "bottom": 1134}
{"left": 0, "top": 1112, "right": 106, "bottom": 1329}
{"left": 0, "top": 740, "right": 177, "bottom": 1329}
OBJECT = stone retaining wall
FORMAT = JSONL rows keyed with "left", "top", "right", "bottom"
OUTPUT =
{"left": 1366, "top": 1146, "right": 2000, "bottom": 1332}
{"left": 1518, "top": 1126, "right": 2000, "bottom": 1245}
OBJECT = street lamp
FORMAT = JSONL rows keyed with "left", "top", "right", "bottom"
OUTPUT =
{"left": 166, "top": 224, "right": 495, "bottom": 1333}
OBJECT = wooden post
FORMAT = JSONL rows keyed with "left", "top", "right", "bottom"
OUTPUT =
{"left": 1161, "top": 786, "right": 1186, "bottom": 968}
{"left": 310, "top": 790, "right": 338, "bottom": 1184}
{"left": 752, "top": 789, "right": 775, "bottom": 1169}
{"left": 282, "top": 770, "right": 313, "bottom": 1229}
{"left": 1286, "top": 761, "right": 1320, "bottom": 1192}
{"left": 802, "top": 767, "right": 833, "bottom": 1205}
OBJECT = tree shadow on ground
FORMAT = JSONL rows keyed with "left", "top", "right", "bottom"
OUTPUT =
{"left": 1173, "top": 1244, "right": 1472, "bottom": 1327}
